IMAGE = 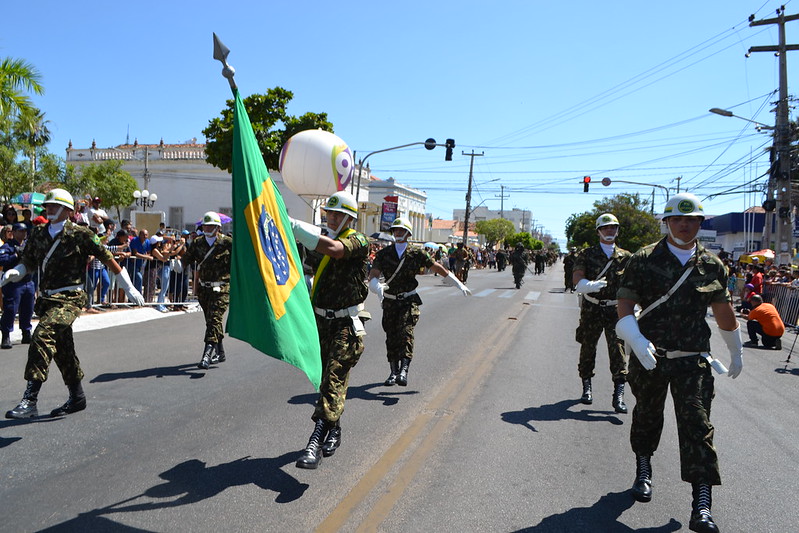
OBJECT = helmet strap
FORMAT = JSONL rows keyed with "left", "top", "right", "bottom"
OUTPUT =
{"left": 598, "top": 228, "right": 617, "bottom": 243}
{"left": 666, "top": 223, "right": 697, "bottom": 247}
{"left": 327, "top": 214, "right": 350, "bottom": 239}
{"left": 203, "top": 226, "right": 219, "bottom": 238}
{"left": 46, "top": 206, "right": 64, "bottom": 222}
{"left": 393, "top": 229, "right": 410, "bottom": 243}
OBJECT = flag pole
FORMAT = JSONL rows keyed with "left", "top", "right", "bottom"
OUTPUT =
{"left": 212, "top": 33, "right": 237, "bottom": 93}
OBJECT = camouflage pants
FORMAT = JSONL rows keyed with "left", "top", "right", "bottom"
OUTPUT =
{"left": 313, "top": 316, "right": 364, "bottom": 424}
{"left": 382, "top": 300, "right": 421, "bottom": 363}
{"left": 24, "top": 291, "right": 87, "bottom": 385}
{"left": 197, "top": 286, "right": 230, "bottom": 344}
{"left": 628, "top": 355, "right": 720, "bottom": 485}
{"left": 575, "top": 303, "right": 628, "bottom": 383}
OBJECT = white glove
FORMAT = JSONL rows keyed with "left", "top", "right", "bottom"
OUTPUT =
{"left": 616, "top": 314, "right": 657, "bottom": 370}
{"left": 446, "top": 272, "right": 472, "bottom": 296}
{"left": 575, "top": 278, "right": 607, "bottom": 294}
{"left": 289, "top": 217, "right": 321, "bottom": 250}
{"left": 115, "top": 268, "right": 145, "bottom": 306}
{"left": 368, "top": 277, "right": 385, "bottom": 302}
{"left": 0, "top": 264, "right": 27, "bottom": 287}
{"left": 719, "top": 326, "right": 743, "bottom": 378}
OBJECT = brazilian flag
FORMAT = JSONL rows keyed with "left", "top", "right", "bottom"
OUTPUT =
{"left": 226, "top": 88, "right": 321, "bottom": 389}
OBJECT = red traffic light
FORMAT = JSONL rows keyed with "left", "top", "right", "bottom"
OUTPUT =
{"left": 582, "top": 176, "right": 591, "bottom": 193}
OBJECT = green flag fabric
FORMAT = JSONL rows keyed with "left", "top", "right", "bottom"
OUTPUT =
{"left": 226, "top": 88, "right": 321, "bottom": 389}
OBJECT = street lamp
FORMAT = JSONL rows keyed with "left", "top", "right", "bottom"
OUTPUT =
{"left": 133, "top": 189, "right": 157, "bottom": 211}
{"left": 709, "top": 106, "right": 785, "bottom": 258}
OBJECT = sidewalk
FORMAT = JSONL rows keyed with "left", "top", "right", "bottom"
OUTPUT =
{"left": 4, "top": 304, "right": 200, "bottom": 344}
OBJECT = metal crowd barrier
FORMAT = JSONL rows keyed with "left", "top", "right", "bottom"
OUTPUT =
{"left": 84, "top": 261, "right": 199, "bottom": 310}
{"left": 762, "top": 283, "right": 799, "bottom": 328}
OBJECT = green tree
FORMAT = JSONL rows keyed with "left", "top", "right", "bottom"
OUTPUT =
{"left": 15, "top": 106, "right": 51, "bottom": 185}
{"left": 73, "top": 161, "right": 138, "bottom": 220}
{"left": 475, "top": 218, "right": 515, "bottom": 246}
{"left": 0, "top": 144, "right": 28, "bottom": 202}
{"left": 203, "top": 87, "right": 333, "bottom": 172}
{"left": 0, "top": 57, "right": 44, "bottom": 121}
{"left": 565, "top": 193, "right": 660, "bottom": 253}
{"left": 505, "top": 232, "right": 543, "bottom": 250}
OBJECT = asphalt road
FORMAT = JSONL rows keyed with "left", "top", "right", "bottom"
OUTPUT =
{"left": 0, "top": 262, "right": 796, "bottom": 532}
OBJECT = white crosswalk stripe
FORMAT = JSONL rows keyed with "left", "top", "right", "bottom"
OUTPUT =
{"left": 473, "top": 289, "right": 497, "bottom": 298}
{"left": 499, "top": 290, "right": 517, "bottom": 298}
{"left": 525, "top": 291, "right": 541, "bottom": 301}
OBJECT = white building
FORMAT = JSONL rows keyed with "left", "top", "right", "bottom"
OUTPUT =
{"left": 367, "top": 177, "right": 429, "bottom": 241}
{"left": 452, "top": 206, "right": 533, "bottom": 233}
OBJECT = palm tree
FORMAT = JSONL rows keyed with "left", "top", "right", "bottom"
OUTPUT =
{"left": 15, "top": 106, "right": 51, "bottom": 185}
{"left": 0, "top": 57, "right": 44, "bottom": 121}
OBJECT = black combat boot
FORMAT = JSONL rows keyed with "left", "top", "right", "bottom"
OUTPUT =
{"left": 321, "top": 422, "right": 342, "bottom": 457}
{"left": 612, "top": 382, "right": 628, "bottom": 414}
{"left": 631, "top": 454, "right": 653, "bottom": 502}
{"left": 689, "top": 483, "right": 719, "bottom": 533}
{"left": 580, "top": 378, "right": 593, "bottom": 405}
{"left": 1, "top": 332, "right": 11, "bottom": 349}
{"left": 21, "top": 330, "right": 32, "bottom": 344}
{"left": 50, "top": 381, "right": 87, "bottom": 417}
{"left": 211, "top": 340, "right": 226, "bottom": 364}
{"left": 296, "top": 419, "right": 329, "bottom": 469}
{"left": 5, "top": 380, "right": 42, "bottom": 419}
{"left": 396, "top": 357, "right": 411, "bottom": 387}
{"left": 197, "top": 343, "right": 215, "bottom": 369}
{"left": 384, "top": 360, "right": 400, "bottom": 386}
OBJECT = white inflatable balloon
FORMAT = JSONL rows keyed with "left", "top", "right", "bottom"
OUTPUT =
{"left": 279, "top": 129, "right": 354, "bottom": 197}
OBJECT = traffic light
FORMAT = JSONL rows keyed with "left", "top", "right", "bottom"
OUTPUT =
{"left": 445, "top": 139, "right": 455, "bottom": 161}
{"left": 762, "top": 199, "right": 776, "bottom": 212}
{"left": 779, "top": 206, "right": 790, "bottom": 218}
{"left": 583, "top": 176, "right": 591, "bottom": 193}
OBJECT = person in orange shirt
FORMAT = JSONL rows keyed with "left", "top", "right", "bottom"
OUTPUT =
{"left": 742, "top": 294, "right": 785, "bottom": 349}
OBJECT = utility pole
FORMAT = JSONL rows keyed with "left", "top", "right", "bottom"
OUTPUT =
{"left": 462, "top": 150, "right": 484, "bottom": 245}
{"left": 749, "top": 7, "right": 799, "bottom": 264}
{"left": 675, "top": 175, "right": 682, "bottom": 193}
{"left": 495, "top": 184, "right": 510, "bottom": 219}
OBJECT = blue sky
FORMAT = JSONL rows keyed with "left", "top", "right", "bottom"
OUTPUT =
{"left": 2, "top": 1, "right": 795, "bottom": 246}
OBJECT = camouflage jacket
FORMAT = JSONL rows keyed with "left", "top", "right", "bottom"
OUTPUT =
{"left": 183, "top": 234, "right": 232, "bottom": 283}
{"left": 574, "top": 244, "right": 631, "bottom": 302}
{"left": 510, "top": 249, "right": 528, "bottom": 267}
{"left": 312, "top": 229, "right": 369, "bottom": 310}
{"left": 20, "top": 221, "right": 112, "bottom": 291}
{"left": 617, "top": 237, "right": 730, "bottom": 352}
{"left": 372, "top": 244, "right": 434, "bottom": 295}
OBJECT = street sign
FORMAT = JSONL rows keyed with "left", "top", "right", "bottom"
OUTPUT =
{"left": 601, "top": 177, "right": 611, "bottom": 186}
{"left": 424, "top": 138, "right": 436, "bottom": 150}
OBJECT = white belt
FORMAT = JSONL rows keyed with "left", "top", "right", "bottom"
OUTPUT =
{"left": 314, "top": 303, "right": 366, "bottom": 336}
{"left": 583, "top": 294, "right": 618, "bottom": 307}
{"left": 655, "top": 349, "right": 707, "bottom": 359}
{"left": 382, "top": 289, "right": 417, "bottom": 301}
{"left": 43, "top": 284, "right": 84, "bottom": 296}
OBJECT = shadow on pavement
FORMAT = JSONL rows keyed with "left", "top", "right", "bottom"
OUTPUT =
{"left": 512, "top": 490, "right": 681, "bottom": 532}
{"left": 90, "top": 364, "right": 207, "bottom": 383}
{"left": 288, "top": 382, "right": 419, "bottom": 408}
{"left": 39, "top": 452, "right": 308, "bottom": 532}
{"left": 501, "top": 399, "right": 624, "bottom": 432}
{"left": 774, "top": 365, "right": 799, "bottom": 376}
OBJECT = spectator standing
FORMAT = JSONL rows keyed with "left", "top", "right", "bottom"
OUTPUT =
{"left": 86, "top": 197, "right": 109, "bottom": 235}
{"left": 2, "top": 189, "right": 144, "bottom": 419}
{"left": 0, "top": 224, "right": 34, "bottom": 349}
{"left": 742, "top": 294, "right": 785, "bottom": 349}
{"left": 20, "top": 208, "right": 33, "bottom": 232}
{"left": 129, "top": 229, "right": 154, "bottom": 301}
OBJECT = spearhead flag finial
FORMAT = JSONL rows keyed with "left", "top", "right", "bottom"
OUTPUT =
{"left": 213, "top": 32, "right": 237, "bottom": 91}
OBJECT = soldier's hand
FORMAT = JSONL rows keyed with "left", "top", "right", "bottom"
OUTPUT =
{"left": 575, "top": 279, "right": 607, "bottom": 294}
{"left": 616, "top": 315, "right": 657, "bottom": 370}
{"left": 719, "top": 326, "right": 743, "bottom": 378}
{"left": 368, "top": 277, "right": 385, "bottom": 302}
{"left": 1, "top": 266, "right": 26, "bottom": 287}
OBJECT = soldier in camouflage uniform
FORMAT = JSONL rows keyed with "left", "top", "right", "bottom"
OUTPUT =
{"left": 3, "top": 189, "right": 144, "bottom": 420}
{"left": 368, "top": 217, "right": 471, "bottom": 387}
{"left": 573, "top": 213, "right": 631, "bottom": 413}
{"left": 290, "top": 191, "right": 370, "bottom": 469}
{"left": 509, "top": 243, "right": 528, "bottom": 289}
{"left": 182, "top": 211, "right": 232, "bottom": 370}
{"left": 563, "top": 248, "right": 578, "bottom": 292}
{"left": 616, "top": 193, "right": 743, "bottom": 533}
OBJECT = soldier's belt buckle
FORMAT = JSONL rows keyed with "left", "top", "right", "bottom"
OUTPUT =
{"left": 212, "top": 286, "right": 221, "bottom": 293}
{"left": 325, "top": 310, "right": 336, "bottom": 319}
{"left": 655, "top": 348, "right": 667, "bottom": 358}
{"left": 396, "top": 293, "right": 405, "bottom": 300}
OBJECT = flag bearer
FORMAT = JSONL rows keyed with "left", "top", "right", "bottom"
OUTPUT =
{"left": 289, "top": 191, "right": 369, "bottom": 469}
{"left": 182, "top": 211, "right": 232, "bottom": 369}
{"left": 3, "top": 188, "right": 144, "bottom": 419}
{"left": 368, "top": 217, "right": 470, "bottom": 387}
{"left": 573, "top": 213, "right": 631, "bottom": 412}
{"left": 616, "top": 193, "right": 743, "bottom": 533}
